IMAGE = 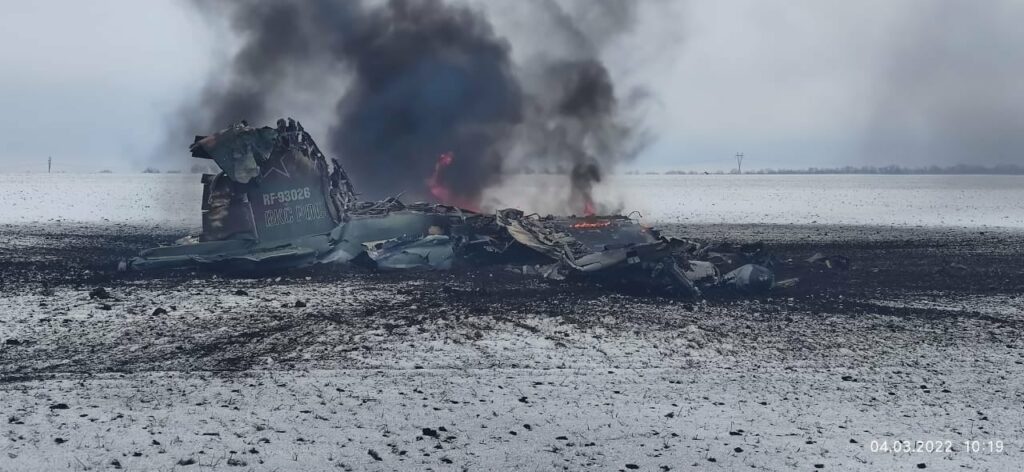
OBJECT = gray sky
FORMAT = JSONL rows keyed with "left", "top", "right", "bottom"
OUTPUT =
{"left": 0, "top": 0, "right": 1020, "bottom": 172}
{"left": 0, "top": 1, "right": 213, "bottom": 172}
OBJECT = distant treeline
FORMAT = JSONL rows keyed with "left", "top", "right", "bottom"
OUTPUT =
{"left": 646, "top": 164, "right": 1024, "bottom": 175}
{"left": 120, "top": 163, "right": 1024, "bottom": 175}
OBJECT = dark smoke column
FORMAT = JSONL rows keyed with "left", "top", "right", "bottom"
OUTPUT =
{"left": 183, "top": 0, "right": 644, "bottom": 209}
{"left": 186, "top": 0, "right": 522, "bottom": 204}
{"left": 569, "top": 161, "right": 601, "bottom": 215}
{"left": 328, "top": 0, "right": 523, "bottom": 202}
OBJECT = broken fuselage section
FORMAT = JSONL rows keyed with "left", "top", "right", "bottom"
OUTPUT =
{"left": 129, "top": 119, "right": 357, "bottom": 270}
{"left": 129, "top": 120, "right": 787, "bottom": 297}
{"left": 494, "top": 211, "right": 785, "bottom": 297}
{"left": 129, "top": 119, "right": 514, "bottom": 273}
{"left": 497, "top": 210, "right": 701, "bottom": 297}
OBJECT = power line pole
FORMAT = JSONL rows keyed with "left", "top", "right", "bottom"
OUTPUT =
{"left": 735, "top": 152, "right": 744, "bottom": 174}
{"left": 48, "top": 156, "right": 52, "bottom": 173}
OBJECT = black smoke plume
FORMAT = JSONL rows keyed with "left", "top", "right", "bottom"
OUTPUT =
{"left": 183, "top": 0, "right": 644, "bottom": 208}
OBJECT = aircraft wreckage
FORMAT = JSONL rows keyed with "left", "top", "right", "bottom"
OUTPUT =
{"left": 127, "top": 119, "right": 795, "bottom": 297}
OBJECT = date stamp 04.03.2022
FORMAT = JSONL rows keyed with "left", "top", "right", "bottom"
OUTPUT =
{"left": 869, "top": 440, "right": 1006, "bottom": 454}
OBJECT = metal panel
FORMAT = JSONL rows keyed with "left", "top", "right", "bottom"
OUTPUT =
{"left": 247, "top": 149, "right": 336, "bottom": 247}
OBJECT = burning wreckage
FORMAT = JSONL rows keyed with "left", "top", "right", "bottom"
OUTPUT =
{"left": 127, "top": 120, "right": 792, "bottom": 297}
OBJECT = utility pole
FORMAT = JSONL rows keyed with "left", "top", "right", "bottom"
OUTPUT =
{"left": 48, "top": 156, "right": 52, "bottom": 173}
{"left": 735, "top": 152, "right": 744, "bottom": 174}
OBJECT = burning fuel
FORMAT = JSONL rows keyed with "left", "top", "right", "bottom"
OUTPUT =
{"left": 427, "top": 152, "right": 478, "bottom": 211}
{"left": 127, "top": 120, "right": 813, "bottom": 298}
{"left": 570, "top": 220, "right": 612, "bottom": 229}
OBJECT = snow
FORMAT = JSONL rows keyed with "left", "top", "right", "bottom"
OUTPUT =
{"left": 0, "top": 173, "right": 200, "bottom": 227}
{"left": 4, "top": 362, "right": 1019, "bottom": 471}
{"left": 2, "top": 173, "right": 1023, "bottom": 470}
{"left": 487, "top": 174, "right": 1024, "bottom": 228}
{"left": 2, "top": 283, "right": 1022, "bottom": 471}
{"left": 2, "top": 173, "right": 1023, "bottom": 228}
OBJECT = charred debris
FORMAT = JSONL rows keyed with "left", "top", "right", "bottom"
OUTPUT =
{"left": 128, "top": 120, "right": 800, "bottom": 298}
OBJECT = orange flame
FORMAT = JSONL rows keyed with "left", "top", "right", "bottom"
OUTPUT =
{"left": 583, "top": 200, "right": 596, "bottom": 216}
{"left": 571, "top": 220, "right": 612, "bottom": 229}
{"left": 427, "top": 152, "right": 479, "bottom": 211}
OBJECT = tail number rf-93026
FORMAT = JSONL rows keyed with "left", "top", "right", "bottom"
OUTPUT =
{"left": 262, "top": 187, "right": 312, "bottom": 206}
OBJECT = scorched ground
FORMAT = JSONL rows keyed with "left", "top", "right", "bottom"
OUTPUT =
{"left": 1, "top": 220, "right": 1022, "bottom": 471}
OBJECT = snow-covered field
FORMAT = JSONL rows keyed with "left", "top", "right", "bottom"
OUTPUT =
{"left": 2, "top": 173, "right": 1023, "bottom": 228}
{"left": 2, "top": 269, "right": 1021, "bottom": 471}
{"left": 0, "top": 173, "right": 198, "bottom": 227}
{"left": 492, "top": 174, "right": 1024, "bottom": 228}
{"left": 1, "top": 173, "right": 1023, "bottom": 471}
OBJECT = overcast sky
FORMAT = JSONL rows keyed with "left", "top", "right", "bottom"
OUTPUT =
{"left": 1, "top": 0, "right": 1020, "bottom": 172}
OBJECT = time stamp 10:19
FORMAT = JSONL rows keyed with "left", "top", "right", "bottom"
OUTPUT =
{"left": 870, "top": 440, "right": 1005, "bottom": 454}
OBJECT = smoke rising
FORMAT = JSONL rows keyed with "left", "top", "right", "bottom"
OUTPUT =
{"left": 182, "top": 0, "right": 646, "bottom": 208}
{"left": 864, "top": 0, "right": 1024, "bottom": 166}
{"left": 329, "top": 0, "right": 521, "bottom": 204}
